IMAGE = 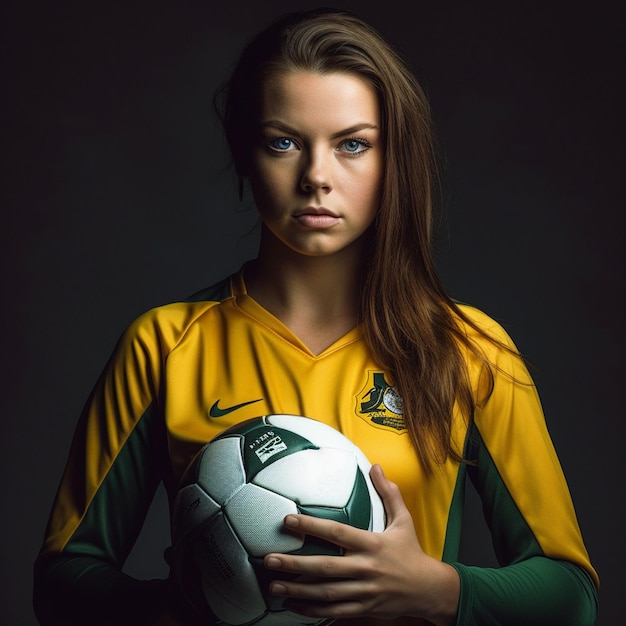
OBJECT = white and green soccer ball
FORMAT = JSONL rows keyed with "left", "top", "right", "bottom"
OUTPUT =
{"left": 170, "top": 414, "right": 386, "bottom": 626}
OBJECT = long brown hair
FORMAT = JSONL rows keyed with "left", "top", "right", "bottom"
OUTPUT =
{"left": 215, "top": 8, "right": 508, "bottom": 472}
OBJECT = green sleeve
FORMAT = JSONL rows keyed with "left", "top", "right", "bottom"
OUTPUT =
{"left": 32, "top": 306, "right": 175, "bottom": 625}
{"left": 33, "top": 288, "right": 231, "bottom": 625}
{"left": 33, "top": 402, "right": 170, "bottom": 624}
{"left": 452, "top": 558, "right": 598, "bottom": 625}
{"left": 450, "top": 423, "right": 598, "bottom": 625}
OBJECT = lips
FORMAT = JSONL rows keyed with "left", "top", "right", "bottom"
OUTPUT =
{"left": 292, "top": 207, "right": 339, "bottom": 218}
{"left": 292, "top": 207, "right": 341, "bottom": 228}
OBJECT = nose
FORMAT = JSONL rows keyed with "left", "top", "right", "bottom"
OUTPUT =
{"left": 300, "top": 149, "right": 332, "bottom": 193}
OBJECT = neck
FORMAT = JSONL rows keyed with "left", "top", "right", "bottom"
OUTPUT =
{"left": 245, "top": 231, "right": 368, "bottom": 353}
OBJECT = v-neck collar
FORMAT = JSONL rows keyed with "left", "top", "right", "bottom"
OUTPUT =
{"left": 230, "top": 268, "right": 363, "bottom": 358}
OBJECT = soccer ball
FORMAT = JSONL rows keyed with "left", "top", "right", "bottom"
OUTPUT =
{"left": 170, "top": 414, "right": 386, "bottom": 626}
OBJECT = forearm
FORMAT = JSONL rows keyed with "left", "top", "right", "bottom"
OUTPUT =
{"left": 451, "top": 557, "right": 598, "bottom": 626}
{"left": 417, "top": 559, "right": 460, "bottom": 626}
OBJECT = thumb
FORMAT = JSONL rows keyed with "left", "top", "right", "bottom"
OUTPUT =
{"left": 370, "top": 464, "right": 412, "bottom": 527}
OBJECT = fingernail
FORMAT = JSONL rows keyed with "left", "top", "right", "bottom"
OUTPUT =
{"left": 266, "top": 556, "right": 281, "bottom": 568}
{"left": 284, "top": 515, "right": 299, "bottom": 528}
{"left": 271, "top": 582, "right": 287, "bottom": 595}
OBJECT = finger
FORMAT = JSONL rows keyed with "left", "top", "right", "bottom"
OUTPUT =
{"left": 264, "top": 552, "right": 354, "bottom": 578}
{"left": 279, "top": 513, "right": 371, "bottom": 551}
{"left": 269, "top": 576, "right": 372, "bottom": 604}
{"left": 369, "top": 464, "right": 411, "bottom": 525}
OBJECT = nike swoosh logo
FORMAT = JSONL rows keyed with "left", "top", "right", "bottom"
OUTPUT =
{"left": 209, "top": 398, "right": 262, "bottom": 418}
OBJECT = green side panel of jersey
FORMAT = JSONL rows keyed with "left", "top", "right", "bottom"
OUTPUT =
{"left": 450, "top": 424, "right": 599, "bottom": 624}
{"left": 465, "top": 422, "right": 542, "bottom": 564}
{"left": 63, "top": 403, "right": 166, "bottom": 565}
{"left": 441, "top": 456, "right": 467, "bottom": 563}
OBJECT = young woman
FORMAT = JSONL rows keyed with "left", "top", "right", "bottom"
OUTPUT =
{"left": 33, "top": 8, "right": 599, "bottom": 625}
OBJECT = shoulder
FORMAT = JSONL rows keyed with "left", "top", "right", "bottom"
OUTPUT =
{"left": 453, "top": 302, "right": 533, "bottom": 386}
{"left": 454, "top": 303, "right": 516, "bottom": 348}
{"left": 121, "top": 274, "right": 235, "bottom": 353}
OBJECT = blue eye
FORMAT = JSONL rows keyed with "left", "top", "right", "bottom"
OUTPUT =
{"left": 340, "top": 138, "right": 370, "bottom": 154}
{"left": 268, "top": 137, "right": 295, "bottom": 151}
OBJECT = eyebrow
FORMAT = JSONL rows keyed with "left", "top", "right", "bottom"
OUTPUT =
{"left": 260, "top": 120, "right": 379, "bottom": 139}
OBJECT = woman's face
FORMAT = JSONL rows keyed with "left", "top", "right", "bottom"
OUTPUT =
{"left": 246, "top": 71, "right": 383, "bottom": 258}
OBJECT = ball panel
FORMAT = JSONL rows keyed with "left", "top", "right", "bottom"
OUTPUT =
{"left": 169, "top": 533, "right": 217, "bottom": 619}
{"left": 369, "top": 486, "right": 386, "bottom": 533}
{"left": 171, "top": 482, "right": 220, "bottom": 543}
{"left": 191, "top": 511, "right": 267, "bottom": 625}
{"left": 295, "top": 469, "right": 371, "bottom": 535}
{"left": 353, "top": 447, "right": 386, "bottom": 532}
{"left": 225, "top": 483, "right": 302, "bottom": 556}
{"left": 195, "top": 436, "right": 246, "bottom": 503}
{"left": 240, "top": 424, "right": 318, "bottom": 483}
{"left": 342, "top": 467, "right": 372, "bottom": 531}
{"left": 253, "top": 448, "right": 358, "bottom": 507}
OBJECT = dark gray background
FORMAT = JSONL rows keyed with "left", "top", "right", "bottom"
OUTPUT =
{"left": 3, "top": 0, "right": 624, "bottom": 624}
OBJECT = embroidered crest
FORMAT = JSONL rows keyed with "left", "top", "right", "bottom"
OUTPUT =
{"left": 356, "top": 372, "right": 406, "bottom": 432}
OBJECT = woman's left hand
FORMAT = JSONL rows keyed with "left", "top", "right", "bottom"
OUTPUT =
{"left": 263, "top": 464, "right": 460, "bottom": 626}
